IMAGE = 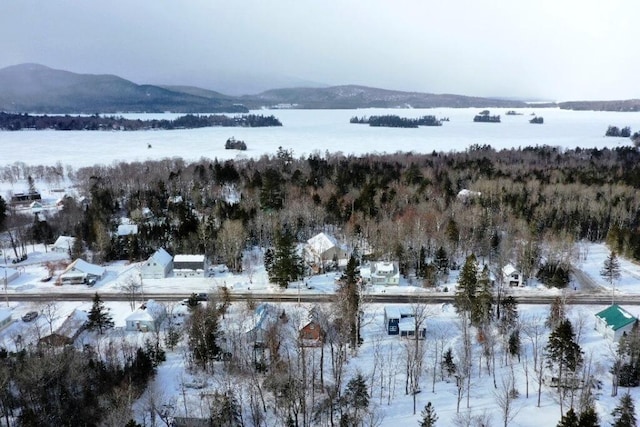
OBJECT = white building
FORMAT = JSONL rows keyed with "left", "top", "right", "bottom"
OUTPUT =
{"left": 305, "top": 232, "right": 347, "bottom": 271}
{"left": 125, "top": 300, "right": 166, "bottom": 332}
{"left": 367, "top": 261, "right": 400, "bottom": 286}
{"left": 0, "top": 266, "right": 19, "bottom": 285}
{"left": 595, "top": 304, "right": 637, "bottom": 342}
{"left": 141, "top": 248, "right": 173, "bottom": 279}
{"left": 173, "top": 254, "right": 208, "bottom": 278}
{"left": 0, "top": 309, "right": 12, "bottom": 331}
{"left": 51, "top": 235, "right": 75, "bottom": 253}
{"left": 59, "top": 259, "right": 106, "bottom": 285}
{"left": 502, "top": 263, "right": 523, "bottom": 287}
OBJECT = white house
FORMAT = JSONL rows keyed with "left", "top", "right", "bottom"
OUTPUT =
{"left": 125, "top": 300, "right": 166, "bottom": 332}
{"left": 51, "top": 236, "right": 75, "bottom": 253}
{"left": 59, "top": 259, "right": 106, "bottom": 285}
{"left": 367, "top": 261, "right": 400, "bottom": 286}
{"left": 173, "top": 254, "right": 208, "bottom": 277}
{"left": 0, "top": 309, "right": 12, "bottom": 331}
{"left": 305, "top": 232, "right": 347, "bottom": 271}
{"left": 502, "top": 264, "right": 523, "bottom": 287}
{"left": 141, "top": 248, "right": 173, "bottom": 279}
{"left": 595, "top": 304, "right": 637, "bottom": 342}
{"left": 384, "top": 305, "right": 426, "bottom": 337}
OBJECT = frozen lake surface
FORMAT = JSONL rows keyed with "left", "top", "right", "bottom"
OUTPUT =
{"left": 1, "top": 107, "right": 639, "bottom": 168}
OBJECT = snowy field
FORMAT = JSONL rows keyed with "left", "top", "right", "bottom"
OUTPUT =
{"left": 0, "top": 107, "right": 639, "bottom": 169}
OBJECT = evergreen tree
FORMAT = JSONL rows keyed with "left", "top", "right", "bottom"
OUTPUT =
{"left": 472, "top": 265, "right": 493, "bottom": 327}
{"left": 0, "top": 196, "right": 6, "bottom": 232}
{"left": 341, "top": 373, "right": 369, "bottom": 426}
{"left": 338, "top": 254, "right": 362, "bottom": 347}
{"left": 188, "top": 304, "right": 223, "bottom": 371}
{"left": 455, "top": 253, "right": 478, "bottom": 315}
{"left": 434, "top": 246, "right": 449, "bottom": 278}
{"left": 86, "top": 292, "right": 114, "bottom": 334}
{"left": 419, "top": 401, "right": 438, "bottom": 427}
{"left": 442, "top": 347, "right": 456, "bottom": 378}
{"left": 265, "top": 227, "right": 304, "bottom": 288}
{"left": 601, "top": 250, "right": 621, "bottom": 303}
{"left": 556, "top": 407, "right": 579, "bottom": 427}
{"left": 578, "top": 406, "right": 600, "bottom": 427}
{"left": 612, "top": 393, "right": 637, "bottom": 427}
{"left": 545, "top": 319, "right": 583, "bottom": 410}
{"left": 210, "top": 390, "right": 243, "bottom": 427}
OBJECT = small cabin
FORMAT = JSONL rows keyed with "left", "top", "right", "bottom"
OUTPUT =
{"left": 299, "top": 320, "right": 324, "bottom": 347}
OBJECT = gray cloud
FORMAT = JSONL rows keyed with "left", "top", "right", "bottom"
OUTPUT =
{"left": 2, "top": 0, "right": 639, "bottom": 99}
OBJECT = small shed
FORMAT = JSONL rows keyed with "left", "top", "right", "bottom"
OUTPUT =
{"left": 595, "top": 304, "right": 637, "bottom": 342}
{"left": 141, "top": 248, "right": 173, "bottom": 279}
{"left": 125, "top": 300, "right": 166, "bottom": 332}
{"left": 59, "top": 259, "right": 106, "bottom": 285}
{"left": 0, "top": 309, "right": 12, "bottom": 331}
{"left": 174, "top": 254, "right": 208, "bottom": 278}
{"left": 384, "top": 305, "right": 414, "bottom": 335}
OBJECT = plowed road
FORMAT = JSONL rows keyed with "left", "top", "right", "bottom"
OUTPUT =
{"left": 2, "top": 291, "right": 632, "bottom": 305}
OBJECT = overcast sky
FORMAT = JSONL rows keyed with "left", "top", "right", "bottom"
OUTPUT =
{"left": 2, "top": 0, "right": 639, "bottom": 100}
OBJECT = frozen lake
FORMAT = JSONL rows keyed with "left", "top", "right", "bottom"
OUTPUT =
{"left": 1, "top": 107, "right": 639, "bottom": 168}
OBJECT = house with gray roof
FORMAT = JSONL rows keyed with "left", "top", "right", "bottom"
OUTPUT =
{"left": 595, "top": 304, "right": 638, "bottom": 341}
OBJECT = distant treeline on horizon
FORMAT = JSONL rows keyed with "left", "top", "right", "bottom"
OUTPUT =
{"left": 0, "top": 112, "right": 283, "bottom": 131}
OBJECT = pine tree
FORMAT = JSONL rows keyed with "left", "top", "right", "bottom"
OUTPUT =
{"left": 210, "top": 390, "right": 243, "bottom": 427}
{"left": 455, "top": 254, "right": 478, "bottom": 314}
{"left": 556, "top": 407, "right": 579, "bottom": 427}
{"left": 338, "top": 254, "right": 362, "bottom": 347}
{"left": 442, "top": 347, "right": 456, "bottom": 378}
{"left": 472, "top": 265, "right": 493, "bottom": 327}
{"left": 545, "top": 319, "right": 583, "bottom": 413}
{"left": 601, "top": 250, "right": 621, "bottom": 303}
{"left": 87, "top": 292, "right": 114, "bottom": 334}
{"left": 342, "top": 373, "right": 369, "bottom": 426}
{"left": 419, "top": 401, "right": 438, "bottom": 427}
{"left": 612, "top": 393, "right": 637, "bottom": 427}
{"left": 434, "top": 246, "right": 449, "bottom": 278}
{"left": 265, "top": 227, "right": 304, "bottom": 288}
{"left": 578, "top": 406, "right": 600, "bottom": 427}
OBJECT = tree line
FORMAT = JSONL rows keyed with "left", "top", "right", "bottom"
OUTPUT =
{"left": 0, "top": 112, "right": 282, "bottom": 131}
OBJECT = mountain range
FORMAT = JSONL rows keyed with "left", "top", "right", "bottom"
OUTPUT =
{"left": 1, "top": 63, "right": 638, "bottom": 113}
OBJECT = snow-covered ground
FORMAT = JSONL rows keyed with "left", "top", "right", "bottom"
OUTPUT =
{"left": 1, "top": 239, "right": 640, "bottom": 425}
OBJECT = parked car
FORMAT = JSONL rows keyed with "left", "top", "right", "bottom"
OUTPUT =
{"left": 22, "top": 311, "right": 38, "bottom": 322}
{"left": 195, "top": 293, "right": 208, "bottom": 301}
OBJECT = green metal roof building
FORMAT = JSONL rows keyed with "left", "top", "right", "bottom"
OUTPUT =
{"left": 595, "top": 304, "right": 638, "bottom": 341}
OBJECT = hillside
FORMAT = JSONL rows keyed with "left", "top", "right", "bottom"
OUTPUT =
{"left": 559, "top": 99, "right": 640, "bottom": 112}
{"left": 0, "top": 64, "right": 248, "bottom": 114}
{"left": 240, "top": 85, "right": 531, "bottom": 109}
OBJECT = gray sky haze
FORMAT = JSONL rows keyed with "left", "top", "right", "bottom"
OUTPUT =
{"left": 2, "top": 0, "right": 639, "bottom": 100}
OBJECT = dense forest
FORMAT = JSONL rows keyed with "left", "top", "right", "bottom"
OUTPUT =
{"left": 0, "top": 112, "right": 282, "bottom": 131}
{"left": 3, "top": 144, "right": 640, "bottom": 286}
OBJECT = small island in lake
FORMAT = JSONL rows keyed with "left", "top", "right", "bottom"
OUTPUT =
{"left": 349, "top": 114, "right": 444, "bottom": 128}
{"left": 473, "top": 110, "right": 501, "bottom": 123}
{"left": 225, "top": 137, "right": 247, "bottom": 150}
